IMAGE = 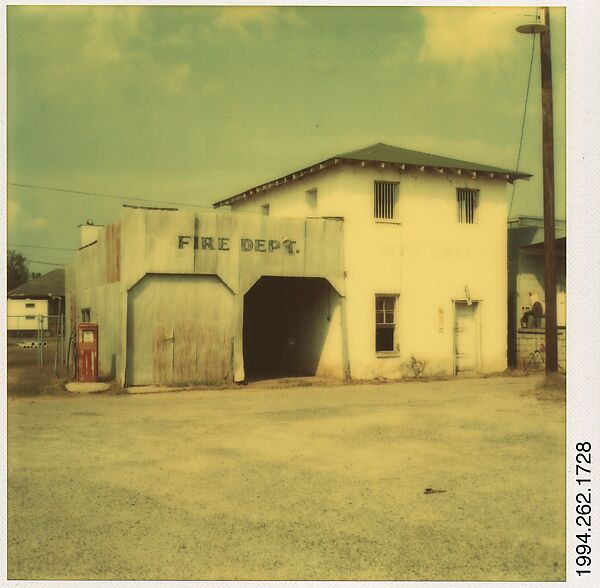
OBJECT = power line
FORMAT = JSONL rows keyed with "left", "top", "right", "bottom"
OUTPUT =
{"left": 8, "top": 242, "right": 76, "bottom": 252}
{"left": 7, "top": 181, "right": 265, "bottom": 214}
{"left": 508, "top": 10, "right": 538, "bottom": 219}
{"left": 8, "top": 181, "right": 215, "bottom": 210}
{"left": 26, "top": 260, "right": 66, "bottom": 267}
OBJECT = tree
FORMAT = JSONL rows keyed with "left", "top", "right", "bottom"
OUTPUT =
{"left": 7, "top": 250, "right": 31, "bottom": 293}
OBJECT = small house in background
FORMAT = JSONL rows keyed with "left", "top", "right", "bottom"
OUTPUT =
{"left": 7, "top": 268, "right": 65, "bottom": 335}
{"left": 507, "top": 216, "right": 566, "bottom": 370}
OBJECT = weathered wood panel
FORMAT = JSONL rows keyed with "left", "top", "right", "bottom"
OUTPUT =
{"left": 127, "top": 274, "right": 234, "bottom": 386}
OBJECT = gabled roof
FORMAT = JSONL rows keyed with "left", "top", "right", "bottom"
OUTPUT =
{"left": 213, "top": 142, "right": 532, "bottom": 207}
{"left": 8, "top": 268, "right": 65, "bottom": 298}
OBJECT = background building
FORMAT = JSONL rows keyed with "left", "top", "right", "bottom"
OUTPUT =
{"left": 507, "top": 216, "right": 567, "bottom": 369}
{"left": 7, "top": 268, "right": 65, "bottom": 334}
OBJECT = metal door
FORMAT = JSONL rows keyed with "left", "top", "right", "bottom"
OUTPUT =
{"left": 454, "top": 302, "right": 479, "bottom": 373}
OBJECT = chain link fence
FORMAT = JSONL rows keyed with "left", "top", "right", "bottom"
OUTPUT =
{"left": 7, "top": 314, "right": 66, "bottom": 373}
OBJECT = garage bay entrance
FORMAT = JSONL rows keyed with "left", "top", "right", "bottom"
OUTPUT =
{"left": 243, "top": 276, "right": 342, "bottom": 381}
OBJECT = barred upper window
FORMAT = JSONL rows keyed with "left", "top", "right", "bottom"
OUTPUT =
{"left": 457, "top": 188, "right": 479, "bottom": 224}
{"left": 374, "top": 181, "right": 398, "bottom": 220}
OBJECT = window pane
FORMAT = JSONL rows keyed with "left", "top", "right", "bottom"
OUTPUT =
{"left": 376, "top": 310, "right": 384, "bottom": 324}
{"left": 376, "top": 297, "right": 384, "bottom": 310}
{"left": 385, "top": 311, "right": 394, "bottom": 324}
{"left": 376, "top": 326, "right": 395, "bottom": 352}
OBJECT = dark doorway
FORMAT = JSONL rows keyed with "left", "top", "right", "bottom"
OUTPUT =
{"left": 243, "top": 276, "right": 334, "bottom": 380}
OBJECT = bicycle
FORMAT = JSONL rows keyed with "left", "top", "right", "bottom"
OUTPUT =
{"left": 525, "top": 343, "right": 545, "bottom": 374}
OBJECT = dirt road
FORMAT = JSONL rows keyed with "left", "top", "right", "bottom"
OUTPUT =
{"left": 7, "top": 376, "right": 565, "bottom": 580}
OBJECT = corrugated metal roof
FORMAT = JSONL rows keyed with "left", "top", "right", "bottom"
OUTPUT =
{"left": 8, "top": 268, "right": 65, "bottom": 298}
{"left": 214, "top": 142, "right": 532, "bottom": 207}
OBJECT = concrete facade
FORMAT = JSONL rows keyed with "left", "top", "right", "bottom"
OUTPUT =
{"left": 222, "top": 160, "right": 513, "bottom": 379}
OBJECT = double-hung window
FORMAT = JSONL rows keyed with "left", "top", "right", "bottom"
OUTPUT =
{"left": 457, "top": 188, "right": 479, "bottom": 224}
{"left": 374, "top": 181, "right": 398, "bottom": 220}
{"left": 376, "top": 295, "right": 397, "bottom": 352}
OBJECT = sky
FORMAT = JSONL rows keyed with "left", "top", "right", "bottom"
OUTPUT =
{"left": 6, "top": 4, "right": 566, "bottom": 274}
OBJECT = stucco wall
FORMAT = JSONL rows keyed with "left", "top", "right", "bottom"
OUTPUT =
{"left": 230, "top": 162, "right": 509, "bottom": 378}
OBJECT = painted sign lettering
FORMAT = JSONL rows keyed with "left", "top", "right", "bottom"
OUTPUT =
{"left": 178, "top": 236, "right": 299, "bottom": 254}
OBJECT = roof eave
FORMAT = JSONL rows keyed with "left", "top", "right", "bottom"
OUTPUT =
{"left": 213, "top": 158, "right": 531, "bottom": 208}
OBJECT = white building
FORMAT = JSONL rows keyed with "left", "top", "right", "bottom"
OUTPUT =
{"left": 7, "top": 269, "right": 65, "bottom": 333}
{"left": 215, "top": 143, "right": 530, "bottom": 379}
{"left": 66, "top": 142, "right": 530, "bottom": 387}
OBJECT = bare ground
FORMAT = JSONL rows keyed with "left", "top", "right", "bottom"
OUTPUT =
{"left": 6, "top": 369, "right": 565, "bottom": 581}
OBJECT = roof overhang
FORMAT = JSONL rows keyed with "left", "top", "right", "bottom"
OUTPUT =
{"left": 213, "top": 157, "right": 531, "bottom": 208}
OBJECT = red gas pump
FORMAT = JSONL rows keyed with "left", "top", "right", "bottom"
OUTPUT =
{"left": 76, "top": 322, "right": 98, "bottom": 382}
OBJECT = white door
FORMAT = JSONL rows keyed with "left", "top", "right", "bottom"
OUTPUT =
{"left": 454, "top": 302, "right": 479, "bottom": 373}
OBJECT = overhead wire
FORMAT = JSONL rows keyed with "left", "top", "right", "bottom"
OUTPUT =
{"left": 23, "top": 259, "right": 66, "bottom": 267}
{"left": 7, "top": 181, "right": 264, "bottom": 214}
{"left": 8, "top": 242, "right": 76, "bottom": 252}
{"left": 7, "top": 181, "right": 217, "bottom": 210}
{"left": 508, "top": 7, "right": 539, "bottom": 220}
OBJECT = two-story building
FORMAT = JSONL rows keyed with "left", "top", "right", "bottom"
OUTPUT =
{"left": 65, "top": 142, "right": 530, "bottom": 387}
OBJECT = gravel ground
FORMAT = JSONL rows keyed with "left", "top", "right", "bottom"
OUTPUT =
{"left": 7, "top": 375, "right": 565, "bottom": 581}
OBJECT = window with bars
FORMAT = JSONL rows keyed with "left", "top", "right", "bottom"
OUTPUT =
{"left": 374, "top": 181, "right": 398, "bottom": 220}
{"left": 457, "top": 188, "right": 479, "bottom": 224}
{"left": 376, "top": 295, "right": 397, "bottom": 352}
{"left": 261, "top": 204, "right": 270, "bottom": 216}
{"left": 25, "top": 303, "right": 35, "bottom": 308}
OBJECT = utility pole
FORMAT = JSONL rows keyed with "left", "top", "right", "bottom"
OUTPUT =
{"left": 539, "top": 6, "right": 558, "bottom": 373}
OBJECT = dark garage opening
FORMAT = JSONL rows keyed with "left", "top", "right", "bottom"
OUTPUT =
{"left": 243, "top": 276, "right": 334, "bottom": 380}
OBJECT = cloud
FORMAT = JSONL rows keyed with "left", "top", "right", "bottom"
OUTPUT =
{"left": 31, "top": 216, "right": 49, "bottom": 229}
{"left": 379, "top": 34, "right": 418, "bottom": 67}
{"left": 213, "top": 6, "right": 304, "bottom": 36}
{"left": 200, "top": 81, "right": 222, "bottom": 96}
{"left": 7, "top": 198, "right": 20, "bottom": 229}
{"left": 417, "top": 7, "right": 524, "bottom": 65}
{"left": 79, "top": 7, "right": 143, "bottom": 67}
